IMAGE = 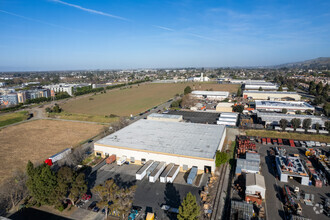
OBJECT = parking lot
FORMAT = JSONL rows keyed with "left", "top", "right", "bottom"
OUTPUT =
{"left": 71, "top": 162, "right": 208, "bottom": 220}
{"left": 257, "top": 141, "right": 330, "bottom": 220}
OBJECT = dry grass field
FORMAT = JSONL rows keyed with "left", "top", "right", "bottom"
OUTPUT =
{"left": 61, "top": 82, "right": 239, "bottom": 117}
{"left": 0, "top": 120, "right": 105, "bottom": 183}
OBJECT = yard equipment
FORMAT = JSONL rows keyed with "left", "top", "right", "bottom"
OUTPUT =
{"left": 146, "top": 212, "right": 155, "bottom": 220}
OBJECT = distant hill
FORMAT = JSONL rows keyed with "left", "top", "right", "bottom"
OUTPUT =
{"left": 274, "top": 57, "right": 330, "bottom": 69}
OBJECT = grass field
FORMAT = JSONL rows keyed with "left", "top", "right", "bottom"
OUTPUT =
{"left": 48, "top": 111, "right": 119, "bottom": 123}
{"left": 0, "top": 120, "right": 105, "bottom": 183}
{"left": 0, "top": 111, "right": 29, "bottom": 128}
{"left": 61, "top": 83, "right": 239, "bottom": 117}
{"left": 245, "top": 129, "right": 330, "bottom": 142}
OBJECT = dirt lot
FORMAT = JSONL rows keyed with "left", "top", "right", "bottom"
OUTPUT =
{"left": 0, "top": 120, "right": 105, "bottom": 183}
{"left": 61, "top": 83, "right": 239, "bottom": 117}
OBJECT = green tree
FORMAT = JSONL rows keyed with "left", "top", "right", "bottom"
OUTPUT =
{"left": 258, "top": 86, "right": 263, "bottom": 91}
{"left": 302, "top": 118, "right": 312, "bottom": 133}
{"left": 279, "top": 119, "right": 288, "bottom": 131}
{"left": 322, "top": 84, "right": 329, "bottom": 99}
{"left": 26, "top": 161, "right": 58, "bottom": 205}
{"left": 291, "top": 118, "right": 301, "bottom": 131}
{"left": 281, "top": 108, "right": 287, "bottom": 114}
{"left": 295, "top": 110, "right": 301, "bottom": 115}
{"left": 69, "top": 173, "right": 87, "bottom": 205}
{"left": 56, "top": 167, "right": 74, "bottom": 203}
{"left": 236, "top": 87, "right": 242, "bottom": 97}
{"left": 309, "top": 81, "right": 316, "bottom": 95}
{"left": 316, "top": 82, "right": 323, "bottom": 95}
{"left": 215, "top": 151, "right": 228, "bottom": 167}
{"left": 177, "top": 192, "right": 200, "bottom": 220}
{"left": 184, "top": 86, "right": 192, "bottom": 95}
{"left": 325, "top": 121, "right": 330, "bottom": 133}
{"left": 315, "top": 122, "right": 320, "bottom": 134}
{"left": 278, "top": 85, "right": 283, "bottom": 91}
{"left": 232, "top": 105, "right": 244, "bottom": 113}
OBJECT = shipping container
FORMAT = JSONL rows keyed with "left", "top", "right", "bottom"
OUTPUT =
{"left": 289, "top": 140, "right": 295, "bottom": 147}
{"left": 106, "top": 154, "right": 116, "bottom": 164}
{"left": 167, "top": 165, "right": 180, "bottom": 183}
{"left": 136, "top": 160, "right": 154, "bottom": 180}
{"left": 117, "top": 156, "right": 127, "bottom": 166}
{"left": 187, "top": 166, "right": 198, "bottom": 185}
{"left": 149, "top": 162, "right": 166, "bottom": 183}
{"left": 278, "top": 138, "right": 283, "bottom": 146}
{"left": 262, "top": 138, "right": 266, "bottom": 145}
{"left": 266, "top": 138, "right": 271, "bottom": 145}
{"left": 160, "top": 163, "right": 174, "bottom": 183}
{"left": 49, "top": 148, "right": 71, "bottom": 163}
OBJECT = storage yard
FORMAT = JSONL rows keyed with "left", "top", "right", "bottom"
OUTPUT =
{"left": 61, "top": 83, "right": 239, "bottom": 117}
{"left": 230, "top": 135, "right": 330, "bottom": 219}
{"left": 0, "top": 120, "right": 105, "bottom": 183}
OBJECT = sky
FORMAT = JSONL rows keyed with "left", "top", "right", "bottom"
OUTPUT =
{"left": 0, "top": 0, "right": 330, "bottom": 71}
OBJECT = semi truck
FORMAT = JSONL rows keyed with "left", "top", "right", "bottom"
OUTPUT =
{"left": 45, "top": 148, "right": 72, "bottom": 165}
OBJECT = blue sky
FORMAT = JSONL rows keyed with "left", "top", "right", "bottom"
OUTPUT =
{"left": 0, "top": 0, "right": 329, "bottom": 71}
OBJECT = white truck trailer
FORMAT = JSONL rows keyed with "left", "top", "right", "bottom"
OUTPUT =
{"left": 166, "top": 165, "right": 180, "bottom": 183}
{"left": 48, "top": 148, "right": 71, "bottom": 163}
{"left": 117, "top": 156, "right": 127, "bottom": 166}
{"left": 136, "top": 160, "right": 154, "bottom": 180}
{"left": 160, "top": 163, "right": 174, "bottom": 183}
{"left": 149, "top": 162, "right": 166, "bottom": 183}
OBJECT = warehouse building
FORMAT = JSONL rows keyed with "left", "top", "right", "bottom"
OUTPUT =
{"left": 147, "top": 113, "right": 182, "bottom": 122}
{"left": 255, "top": 100, "right": 315, "bottom": 113}
{"left": 256, "top": 111, "right": 325, "bottom": 128}
{"left": 244, "top": 81, "right": 278, "bottom": 91}
{"left": 217, "top": 112, "right": 239, "bottom": 126}
{"left": 94, "top": 119, "right": 226, "bottom": 173}
{"left": 243, "top": 91, "right": 301, "bottom": 101}
{"left": 191, "top": 90, "right": 229, "bottom": 101}
{"left": 245, "top": 173, "right": 266, "bottom": 199}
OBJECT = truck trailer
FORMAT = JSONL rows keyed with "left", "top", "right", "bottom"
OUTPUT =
{"left": 117, "top": 156, "right": 127, "bottom": 166}
{"left": 45, "top": 148, "right": 72, "bottom": 165}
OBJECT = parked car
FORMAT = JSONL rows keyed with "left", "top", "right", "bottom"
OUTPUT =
{"left": 88, "top": 201, "right": 97, "bottom": 210}
{"left": 92, "top": 206, "right": 100, "bottom": 212}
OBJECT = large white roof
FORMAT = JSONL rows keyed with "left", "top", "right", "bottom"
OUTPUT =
{"left": 192, "top": 90, "right": 229, "bottom": 96}
{"left": 96, "top": 119, "right": 226, "bottom": 159}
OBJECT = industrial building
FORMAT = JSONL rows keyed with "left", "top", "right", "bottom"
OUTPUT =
{"left": 235, "top": 153, "right": 260, "bottom": 175}
{"left": 255, "top": 100, "right": 315, "bottom": 113}
{"left": 147, "top": 113, "right": 182, "bottom": 122}
{"left": 215, "top": 102, "right": 233, "bottom": 112}
{"left": 191, "top": 90, "right": 229, "bottom": 101}
{"left": 94, "top": 119, "right": 226, "bottom": 173}
{"left": 217, "top": 112, "right": 238, "bottom": 126}
{"left": 243, "top": 91, "right": 301, "bottom": 101}
{"left": 256, "top": 111, "right": 325, "bottom": 128}
{"left": 167, "top": 110, "right": 220, "bottom": 124}
{"left": 275, "top": 155, "right": 309, "bottom": 185}
{"left": 245, "top": 173, "right": 266, "bottom": 199}
{"left": 244, "top": 81, "right": 278, "bottom": 91}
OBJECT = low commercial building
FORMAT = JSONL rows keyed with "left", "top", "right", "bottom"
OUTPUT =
{"left": 235, "top": 157, "right": 260, "bottom": 175}
{"left": 245, "top": 173, "right": 266, "bottom": 199}
{"left": 255, "top": 100, "right": 315, "bottom": 113}
{"left": 44, "top": 83, "right": 89, "bottom": 96}
{"left": 256, "top": 111, "right": 325, "bottom": 128}
{"left": 243, "top": 91, "right": 301, "bottom": 101}
{"left": 215, "top": 102, "right": 233, "bottom": 112}
{"left": 244, "top": 81, "right": 278, "bottom": 91}
{"left": 94, "top": 119, "right": 226, "bottom": 173}
{"left": 191, "top": 91, "right": 229, "bottom": 101}
{"left": 275, "top": 155, "right": 309, "bottom": 185}
{"left": 217, "top": 112, "right": 238, "bottom": 126}
{"left": 147, "top": 113, "right": 183, "bottom": 122}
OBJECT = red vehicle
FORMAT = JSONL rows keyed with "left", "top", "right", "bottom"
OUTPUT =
{"left": 44, "top": 159, "right": 53, "bottom": 166}
{"left": 278, "top": 138, "right": 283, "bottom": 146}
{"left": 289, "top": 139, "right": 295, "bottom": 147}
{"left": 267, "top": 138, "right": 271, "bottom": 145}
{"left": 262, "top": 138, "right": 266, "bottom": 145}
{"left": 272, "top": 139, "right": 278, "bottom": 145}
{"left": 81, "top": 194, "right": 91, "bottom": 201}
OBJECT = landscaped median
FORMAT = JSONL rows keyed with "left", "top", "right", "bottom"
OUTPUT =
{"left": 245, "top": 129, "right": 330, "bottom": 143}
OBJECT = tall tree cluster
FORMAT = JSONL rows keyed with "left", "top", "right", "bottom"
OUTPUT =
{"left": 177, "top": 192, "right": 200, "bottom": 220}
{"left": 26, "top": 161, "right": 87, "bottom": 208}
